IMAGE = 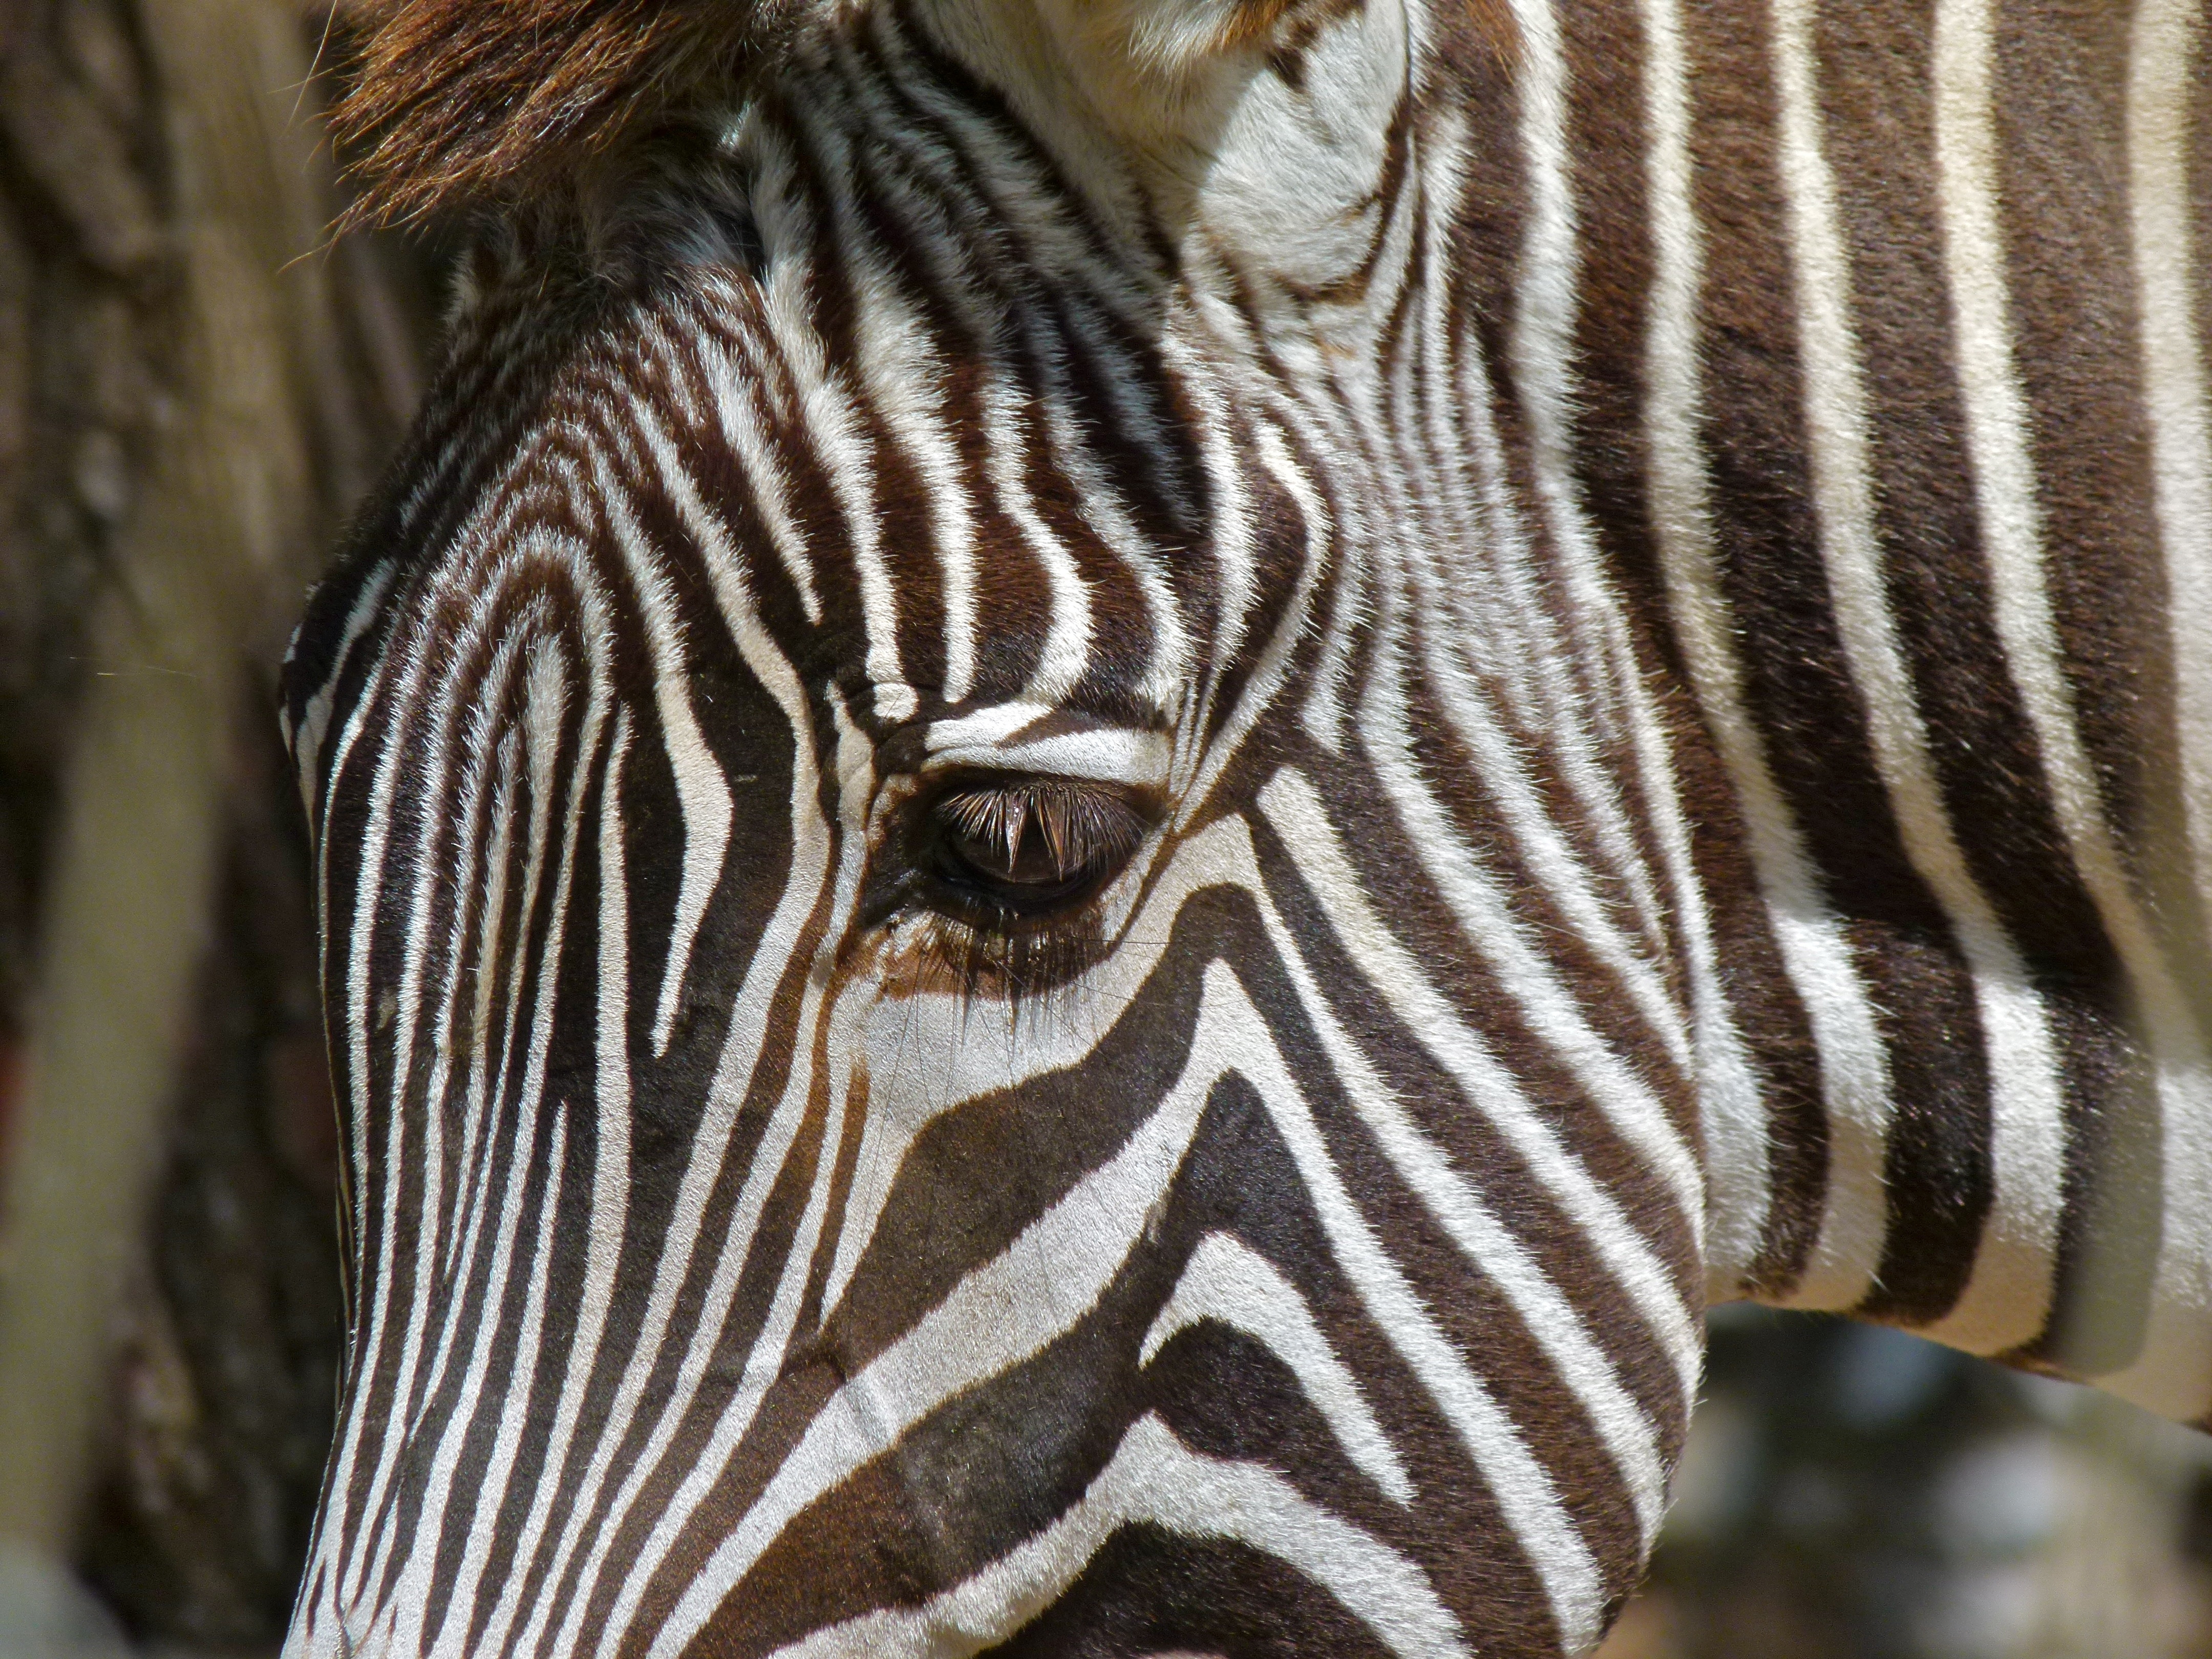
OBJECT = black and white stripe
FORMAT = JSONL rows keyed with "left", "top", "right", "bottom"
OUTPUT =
{"left": 280, "top": 0, "right": 2212, "bottom": 1652}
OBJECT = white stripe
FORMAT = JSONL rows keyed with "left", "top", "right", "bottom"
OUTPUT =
{"left": 290, "top": 559, "right": 396, "bottom": 831}
{"left": 1174, "top": 416, "right": 1333, "bottom": 825}
{"left": 1406, "top": 116, "right": 1535, "bottom": 718}
{"left": 1141, "top": 1230, "right": 1415, "bottom": 1505}
{"left": 433, "top": 659, "right": 532, "bottom": 1296}
{"left": 1500, "top": 0, "right": 1611, "bottom": 680}
{"left": 2124, "top": 3, "right": 2212, "bottom": 1414}
{"left": 1163, "top": 355, "right": 1259, "bottom": 797}
{"left": 990, "top": 382, "right": 1096, "bottom": 707}
{"left": 922, "top": 712, "right": 1173, "bottom": 786}
{"left": 724, "top": 116, "right": 828, "bottom": 622}
{"left": 704, "top": 341, "right": 823, "bottom": 624}
{"left": 1628, "top": 0, "right": 1801, "bottom": 1298}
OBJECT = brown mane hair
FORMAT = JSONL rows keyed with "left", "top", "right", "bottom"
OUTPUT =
{"left": 331, "top": 0, "right": 1521, "bottom": 230}
{"left": 331, "top": 0, "right": 784, "bottom": 227}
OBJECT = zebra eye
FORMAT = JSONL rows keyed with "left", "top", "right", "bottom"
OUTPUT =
{"left": 926, "top": 778, "right": 1151, "bottom": 916}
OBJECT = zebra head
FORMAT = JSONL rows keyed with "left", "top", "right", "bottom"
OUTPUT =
{"left": 275, "top": 0, "right": 1858, "bottom": 1651}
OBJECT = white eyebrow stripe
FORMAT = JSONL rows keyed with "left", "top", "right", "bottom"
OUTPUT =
{"left": 923, "top": 728, "right": 1174, "bottom": 785}
{"left": 921, "top": 701, "right": 1064, "bottom": 749}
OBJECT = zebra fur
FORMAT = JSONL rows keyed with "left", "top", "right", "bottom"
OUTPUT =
{"left": 282, "top": 0, "right": 2212, "bottom": 1652}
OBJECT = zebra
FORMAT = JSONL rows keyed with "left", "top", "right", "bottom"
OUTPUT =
{"left": 279, "top": 0, "right": 2211, "bottom": 1651}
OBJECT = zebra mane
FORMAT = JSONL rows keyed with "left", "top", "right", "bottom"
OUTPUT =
{"left": 334, "top": 0, "right": 1519, "bottom": 230}
{"left": 331, "top": 0, "right": 790, "bottom": 227}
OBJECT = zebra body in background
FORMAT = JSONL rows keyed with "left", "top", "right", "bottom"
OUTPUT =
{"left": 282, "top": 0, "right": 2212, "bottom": 1651}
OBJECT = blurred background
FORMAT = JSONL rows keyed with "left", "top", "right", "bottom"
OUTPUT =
{"left": 0, "top": 3, "right": 2208, "bottom": 1655}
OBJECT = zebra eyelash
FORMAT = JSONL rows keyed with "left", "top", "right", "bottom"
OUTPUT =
{"left": 932, "top": 778, "right": 1153, "bottom": 896}
{"left": 887, "top": 775, "right": 1158, "bottom": 1003}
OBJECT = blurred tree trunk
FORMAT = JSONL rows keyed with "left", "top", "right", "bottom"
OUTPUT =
{"left": 0, "top": 1, "right": 426, "bottom": 1647}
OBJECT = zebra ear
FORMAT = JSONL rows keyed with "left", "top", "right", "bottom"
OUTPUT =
{"left": 331, "top": 0, "right": 781, "bottom": 228}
